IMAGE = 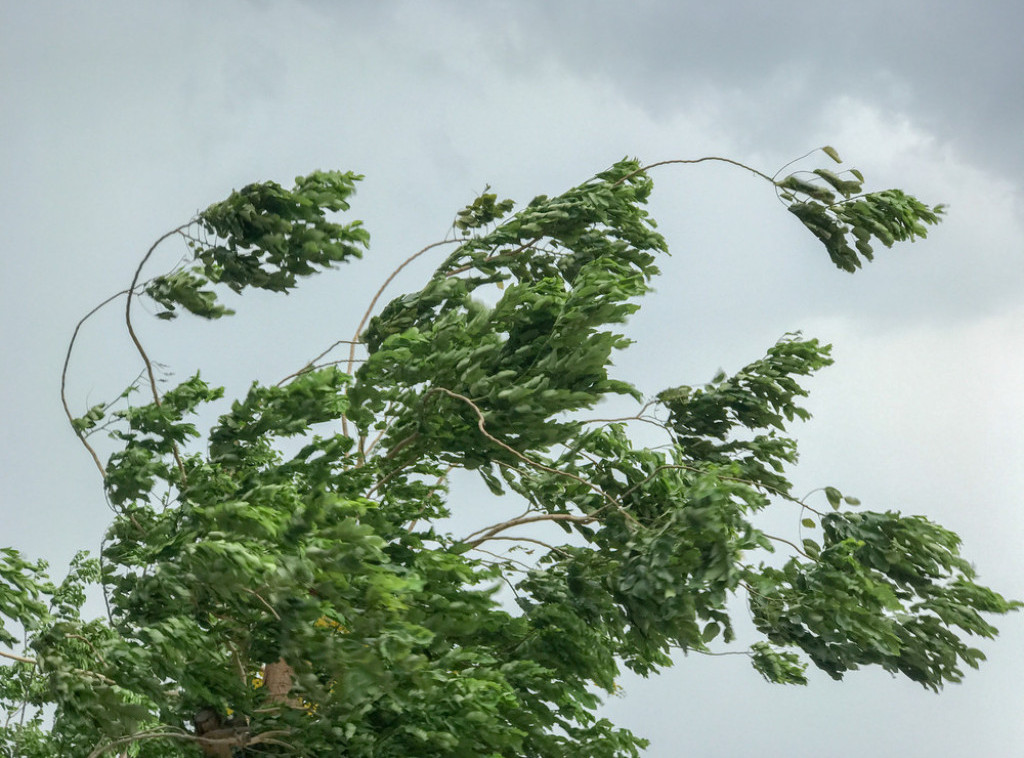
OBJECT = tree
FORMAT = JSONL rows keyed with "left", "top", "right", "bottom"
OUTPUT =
{"left": 1, "top": 150, "right": 1017, "bottom": 757}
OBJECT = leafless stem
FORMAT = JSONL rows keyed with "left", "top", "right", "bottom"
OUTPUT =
{"left": 469, "top": 535, "right": 572, "bottom": 556}
{"left": 466, "top": 514, "right": 594, "bottom": 548}
{"left": 761, "top": 532, "right": 811, "bottom": 560}
{"left": 241, "top": 588, "right": 281, "bottom": 620}
{"left": 61, "top": 289, "right": 132, "bottom": 479}
{"left": 341, "top": 238, "right": 459, "bottom": 439}
{"left": 125, "top": 223, "right": 192, "bottom": 484}
{"left": 0, "top": 649, "right": 35, "bottom": 665}
{"left": 613, "top": 156, "right": 775, "bottom": 188}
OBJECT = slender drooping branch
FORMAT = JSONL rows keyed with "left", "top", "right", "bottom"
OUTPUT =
{"left": 613, "top": 156, "right": 776, "bottom": 189}
{"left": 124, "top": 223, "right": 193, "bottom": 484}
{"left": 61, "top": 289, "right": 131, "bottom": 478}
{"left": 334, "top": 238, "right": 460, "bottom": 440}
{"left": 124, "top": 224, "right": 191, "bottom": 406}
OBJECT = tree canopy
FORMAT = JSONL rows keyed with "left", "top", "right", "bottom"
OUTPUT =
{"left": 1, "top": 149, "right": 1017, "bottom": 757}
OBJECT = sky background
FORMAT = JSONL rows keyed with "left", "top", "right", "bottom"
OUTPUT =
{"left": 2, "top": 1, "right": 1022, "bottom": 755}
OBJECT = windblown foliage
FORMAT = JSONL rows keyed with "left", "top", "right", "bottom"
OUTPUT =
{"left": 1, "top": 150, "right": 1016, "bottom": 756}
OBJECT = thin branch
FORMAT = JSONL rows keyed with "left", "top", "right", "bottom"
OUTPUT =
{"left": 349, "top": 239, "right": 460, "bottom": 372}
{"left": 61, "top": 288, "right": 132, "bottom": 479}
{"left": 65, "top": 633, "right": 108, "bottom": 667}
{"left": 241, "top": 588, "right": 281, "bottom": 620}
{"left": 468, "top": 535, "right": 572, "bottom": 556}
{"left": 770, "top": 146, "right": 826, "bottom": 182}
{"left": 469, "top": 546, "right": 534, "bottom": 571}
{"left": 465, "top": 512, "right": 597, "bottom": 548}
{"left": 443, "top": 236, "right": 542, "bottom": 277}
{"left": 341, "top": 239, "right": 460, "bottom": 440}
{"left": 579, "top": 400, "right": 659, "bottom": 426}
{"left": 277, "top": 339, "right": 364, "bottom": 387}
{"left": 426, "top": 387, "right": 635, "bottom": 524}
{"left": 693, "top": 648, "right": 753, "bottom": 658}
{"left": 0, "top": 649, "right": 35, "bottom": 665}
{"left": 761, "top": 532, "right": 811, "bottom": 560}
{"left": 462, "top": 504, "right": 537, "bottom": 543}
{"left": 125, "top": 223, "right": 192, "bottom": 484}
{"left": 613, "top": 157, "right": 775, "bottom": 189}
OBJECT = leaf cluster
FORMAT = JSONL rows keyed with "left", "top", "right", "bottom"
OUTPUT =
{"left": 776, "top": 147, "right": 945, "bottom": 272}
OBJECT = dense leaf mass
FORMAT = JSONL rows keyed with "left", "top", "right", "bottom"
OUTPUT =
{"left": 1, "top": 154, "right": 1016, "bottom": 756}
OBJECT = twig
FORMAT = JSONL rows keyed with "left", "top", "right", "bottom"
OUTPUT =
{"left": 761, "top": 532, "right": 811, "bottom": 560}
{"left": 342, "top": 239, "right": 460, "bottom": 438}
{"left": 444, "top": 236, "right": 541, "bottom": 277}
{"left": 467, "top": 534, "right": 572, "bottom": 556}
{"left": 65, "top": 633, "right": 108, "bottom": 667}
{"left": 613, "top": 156, "right": 775, "bottom": 189}
{"left": 241, "top": 588, "right": 281, "bottom": 620}
{"left": 465, "top": 513, "right": 597, "bottom": 548}
{"left": 426, "top": 387, "right": 636, "bottom": 525}
{"left": 276, "top": 339, "right": 364, "bottom": 387}
{"left": 61, "top": 288, "right": 132, "bottom": 479}
{"left": 124, "top": 223, "right": 193, "bottom": 484}
{"left": 469, "top": 546, "right": 534, "bottom": 571}
{"left": 0, "top": 649, "right": 36, "bottom": 665}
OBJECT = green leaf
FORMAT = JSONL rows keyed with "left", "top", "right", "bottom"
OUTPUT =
{"left": 824, "top": 486, "right": 843, "bottom": 510}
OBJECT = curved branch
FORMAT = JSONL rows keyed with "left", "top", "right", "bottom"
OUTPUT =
{"left": 467, "top": 534, "right": 572, "bottom": 556}
{"left": 277, "top": 339, "right": 363, "bottom": 387}
{"left": 340, "top": 238, "right": 460, "bottom": 439}
{"left": 464, "top": 512, "right": 597, "bottom": 547}
{"left": 347, "top": 238, "right": 459, "bottom": 374}
{"left": 443, "top": 236, "right": 542, "bottom": 278}
{"left": 125, "top": 224, "right": 191, "bottom": 406}
{"left": 124, "top": 223, "right": 193, "bottom": 484}
{"left": 61, "top": 288, "right": 132, "bottom": 478}
{"left": 613, "top": 156, "right": 775, "bottom": 189}
{"left": 426, "top": 387, "right": 636, "bottom": 525}
{"left": 761, "top": 532, "right": 811, "bottom": 560}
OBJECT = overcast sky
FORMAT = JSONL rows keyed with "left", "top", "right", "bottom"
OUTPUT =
{"left": 2, "top": 2, "right": 1022, "bottom": 755}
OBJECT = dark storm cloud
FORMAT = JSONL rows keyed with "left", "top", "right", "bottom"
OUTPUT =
{"left": 453, "top": 0, "right": 1024, "bottom": 180}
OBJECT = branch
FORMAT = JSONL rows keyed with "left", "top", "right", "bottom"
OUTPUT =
{"left": 277, "top": 339, "right": 363, "bottom": 386}
{"left": 124, "top": 223, "right": 193, "bottom": 484}
{"left": 613, "top": 156, "right": 776, "bottom": 188}
{"left": 443, "top": 236, "right": 542, "bottom": 277}
{"left": 464, "top": 513, "right": 598, "bottom": 548}
{"left": 468, "top": 534, "right": 572, "bottom": 556}
{"left": 761, "top": 532, "right": 811, "bottom": 560}
{"left": 85, "top": 726, "right": 292, "bottom": 758}
{"left": 0, "top": 649, "right": 35, "bottom": 665}
{"left": 426, "top": 387, "right": 635, "bottom": 525}
{"left": 61, "top": 288, "right": 131, "bottom": 479}
{"left": 343, "top": 238, "right": 460, "bottom": 438}
{"left": 241, "top": 588, "right": 281, "bottom": 620}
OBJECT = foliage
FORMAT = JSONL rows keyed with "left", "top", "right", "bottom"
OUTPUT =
{"left": 1, "top": 151, "right": 1016, "bottom": 756}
